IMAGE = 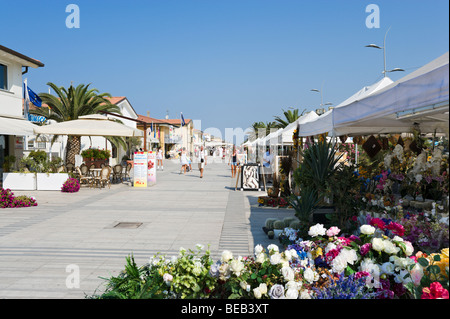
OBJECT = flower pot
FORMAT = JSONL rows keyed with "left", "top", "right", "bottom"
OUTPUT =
{"left": 2, "top": 173, "right": 36, "bottom": 190}
{"left": 36, "top": 173, "right": 70, "bottom": 191}
{"left": 83, "top": 158, "right": 109, "bottom": 168}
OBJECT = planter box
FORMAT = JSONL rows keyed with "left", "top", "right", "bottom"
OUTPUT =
{"left": 36, "top": 173, "right": 70, "bottom": 191}
{"left": 2, "top": 173, "right": 36, "bottom": 190}
{"left": 83, "top": 159, "right": 109, "bottom": 168}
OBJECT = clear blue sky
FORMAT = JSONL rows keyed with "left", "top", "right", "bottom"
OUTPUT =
{"left": 2, "top": 0, "right": 448, "bottom": 141}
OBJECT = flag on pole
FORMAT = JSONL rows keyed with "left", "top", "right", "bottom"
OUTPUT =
{"left": 181, "top": 112, "right": 186, "bottom": 127}
{"left": 23, "top": 78, "right": 30, "bottom": 119}
{"left": 24, "top": 79, "right": 42, "bottom": 108}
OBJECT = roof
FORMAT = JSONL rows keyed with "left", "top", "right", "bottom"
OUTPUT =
{"left": 137, "top": 114, "right": 192, "bottom": 126}
{"left": 0, "top": 44, "right": 44, "bottom": 68}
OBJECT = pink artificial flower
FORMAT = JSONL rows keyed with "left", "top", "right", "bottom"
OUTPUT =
{"left": 421, "top": 282, "right": 449, "bottom": 299}
{"left": 326, "top": 226, "right": 340, "bottom": 237}
{"left": 360, "top": 243, "right": 372, "bottom": 256}
{"left": 387, "top": 222, "right": 405, "bottom": 237}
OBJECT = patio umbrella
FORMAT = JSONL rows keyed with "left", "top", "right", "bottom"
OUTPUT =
{"left": 33, "top": 114, "right": 144, "bottom": 137}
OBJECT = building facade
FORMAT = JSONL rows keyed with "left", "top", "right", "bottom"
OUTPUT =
{"left": 0, "top": 44, "right": 44, "bottom": 183}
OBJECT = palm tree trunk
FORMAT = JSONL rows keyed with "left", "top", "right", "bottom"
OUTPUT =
{"left": 66, "top": 135, "right": 81, "bottom": 165}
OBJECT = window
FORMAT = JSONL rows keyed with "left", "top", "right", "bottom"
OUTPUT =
{"left": 0, "top": 64, "right": 7, "bottom": 90}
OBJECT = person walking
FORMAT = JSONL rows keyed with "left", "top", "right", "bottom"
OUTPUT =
{"left": 228, "top": 145, "right": 238, "bottom": 178}
{"left": 198, "top": 145, "right": 207, "bottom": 178}
{"left": 180, "top": 147, "right": 189, "bottom": 174}
{"left": 156, "top": 147, "right": 163, "bottom": 171}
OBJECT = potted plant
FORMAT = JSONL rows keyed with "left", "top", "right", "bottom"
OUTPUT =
{"left": 81, "top": 148, "right": 111, "bottom": 167}
{"left": 273, "top": 220, "right": 285, "bottom": 238}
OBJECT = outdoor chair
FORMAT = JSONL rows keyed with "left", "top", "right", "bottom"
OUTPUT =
{"left": 94, "top": 166, "right": 111, "bottom": 189}
{"left": 66, "top": 163, "right": 74, "bottom": 173}
{"left": 112, "top": 164, "right": 123, "bottom": 183}
{"left": 80, "top": 164, "right": 89, "bottom": 177}
{"left": 123, "top": 163, "right": 132, "bottom": 183}
{"left": 76, "top": 166, "right": 93, "bottom": 187}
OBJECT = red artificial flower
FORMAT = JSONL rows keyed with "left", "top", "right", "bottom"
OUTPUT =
{"left": 370, "top": 218, "right": 386, "bottom": 230}
{"left": 421, "top": 282, "right": 449, "bottom": 299}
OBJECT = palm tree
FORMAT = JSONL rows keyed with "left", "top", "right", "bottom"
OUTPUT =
{"left": 248, "top": 121, "right": 278, "bottom": 141}
{"left": 30, "top": 82, "right": 123, "bottom": 165}
{"left": 274, "top": 108, "right": 306, "bottom": 128}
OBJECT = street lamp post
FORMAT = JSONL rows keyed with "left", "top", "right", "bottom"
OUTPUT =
{"left": 365, "top": 26, "right": 404, "bottom": 77}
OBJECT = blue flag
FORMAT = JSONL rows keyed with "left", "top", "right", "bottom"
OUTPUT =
{"left": 181, "top": 112, "right": 186, "bottom": 126}
{"left": 27, "top": 86, "right": 42, "bottom": 107}
{"left": 23, "top": 80, "right": 42, "bottom": 107}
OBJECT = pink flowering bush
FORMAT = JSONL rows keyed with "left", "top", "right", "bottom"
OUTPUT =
{"left": 0, "top": 188, "right": 37, "bottom": 208}
{"left": 61, "top": 177, "right": 80, "bottom": 193}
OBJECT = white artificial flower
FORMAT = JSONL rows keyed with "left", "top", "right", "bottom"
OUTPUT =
{"left": 230, "top": 259, "right": 245, "bottom": 276}
{"left": 331, "top": 254, "right": 347, "bottom": 274}
{"left": 289, "top": 249, "right": 298, "bottom": 259}
{"left": 255, "top": 253, "right": 266, "bottom": 264}
{"left": 299, "top": 289, "right": 312, "bottom": 299}
{"left": 415, "top": 174, "right": 423, "bottom": 183}
{"left": 270, "top": 252, "right": 283, "bottom": 265}
{"left": 281, "top": 266, "right": 295, "bottom": 282}
{"left": 253, "top": 287, "right": 262, "bottom": 299}
{"left": 254, "top": 244, "right": 264, "bottom": 255}
{"left": 308, "top": 223, "right": 327, "bottom": 237}
{"left": 325, "top": 242, "right": 337, "bottom": 254}
{"left": 372, "top": 237, "right": 385, "bottom": 252}
{"left": 303, "top": 267, "right": 317, "bottom": 283}
{"left": 285, "top": 280, "right": 302, "bottom": 291}
{"left": 267, "top": 244, "right": 279, "bottom": 253}
{"left": 383, "top": 240, "right": 400, "bottom": 255}
{"left": 285, "top": 288, "right": 299, "bottom": 299}
{"left": 221, "top": 250, "right": 233, "bottom": 262}
{"left": 394, "top": 269, "right": 412, "bottom": 284}
{"left": 163, "top": 273, "right": 173, "bottom": 283}
{"left": 360, "top": 224, "right": 376, "bottom": 235}
{"left": 258, "top": 283, "right": 268, "bottom": 295}
{"left": 380, "top": 262, "right": 395, "bottom": 275}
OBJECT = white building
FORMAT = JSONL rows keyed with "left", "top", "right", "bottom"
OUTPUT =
{"left": 24, "top": 96, "right": 140, "bottom": 166}
{"left": 0, "top": 44, "right": 44, "bottom": 182}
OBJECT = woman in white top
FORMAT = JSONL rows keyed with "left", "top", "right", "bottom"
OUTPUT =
{"left": 180, "top": 148, "right": 189, "bottom": 174}
{"left": 198, "top": 146, "right": 206, "bottom": 178}
{"left": 156, "top": 147, "right": 163, "bottom": 170}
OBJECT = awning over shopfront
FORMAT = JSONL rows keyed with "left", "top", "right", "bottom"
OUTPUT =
{"left": 0, "top": 115, "right": 37, "bottom": 136}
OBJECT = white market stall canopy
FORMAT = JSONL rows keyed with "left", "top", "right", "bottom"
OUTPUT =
{"left": 332, "top": 51, "right": 449, "bottom": 136}
{"left": 33, "top": 114, "right": 144, "bottom": 137}
{"left": 0, "top": 115, "right": 38, "bottom": 136}
{"left": 279, "top": 111, "right": 320, "bottom": 142}
{"left": 298, "top": 76, "right": 394, "bottom": 137}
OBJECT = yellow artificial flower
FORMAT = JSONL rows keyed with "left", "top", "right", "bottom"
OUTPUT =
{"left": 427, "top": 248, "right": 449, "bottom": 280}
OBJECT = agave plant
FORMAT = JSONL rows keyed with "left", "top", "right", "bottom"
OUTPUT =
{"left": 300, "top": 139, "right": 344, "bottom": 197}
{"left": 30, "top": 82, "right": 123, "bottom": 165}
{"left": 288, "top": 186, "right": 319, "bottom": 224}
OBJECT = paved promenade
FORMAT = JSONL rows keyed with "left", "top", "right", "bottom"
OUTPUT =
{"left": 0, "top": 158, "right": 295, "bottom": 298}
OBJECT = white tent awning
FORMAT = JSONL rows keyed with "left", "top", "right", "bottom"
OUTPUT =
{"left": 0, "top": 115, "right": 37, "bottom": 136}
{"left": 333, "top": 51, "right": 449, "bottom": 135}
{"left": 33, "top": 114, "right": 144, "bottom": 137}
